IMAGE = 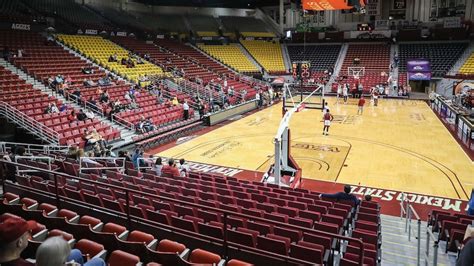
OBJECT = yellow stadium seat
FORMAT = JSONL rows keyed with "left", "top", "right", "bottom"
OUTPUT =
{"left": 240, "top": 40, "right": 285, "bottom": 74}
{"left": 197, "top": 43, "right": 259, "bottom": 73}
{"left": 459, "top": 52, "right": 474, "bottom": 74}
{"left": 57, "top": 34, "right": 164, "bottom": 83}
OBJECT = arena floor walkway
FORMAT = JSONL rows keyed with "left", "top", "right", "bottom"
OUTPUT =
{"left": 157, "top": 97, "right": 473, "bottom": 201}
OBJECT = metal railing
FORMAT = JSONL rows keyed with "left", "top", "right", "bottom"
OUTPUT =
{"left": 14, "top": 156, "right": 52, "bottom": 175}
{"left": 78, "top": 157, "right": 125, "bottom": 174}
{"left": 111, "top": 113, "right": 136, "bottom": 130}
{"left": 400, "top": 193, "right": 439, "bottom": 266}
{"left": 0, "top": 141, "right": 69, "bottom": 155}
{"left": 1, "top": 159, "right": 366, "bottom": 265}
{"left": 0, "top": 101, "right": 60, "bottom": 145}
{"left": 65, "top": 92, "right": 105, "bottom": 118}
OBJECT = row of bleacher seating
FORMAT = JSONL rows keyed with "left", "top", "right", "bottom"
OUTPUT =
{"left": 1, "top": 196, "right": 249, "bottom": 266}
{"left": 240, "top": 40, "right": 286, "bottom": 74}
{"left": 155, "top": 39, "right": 258, "bottom": 100}
{"left": 3, "top": 152, "right": 382, "bottom": 265}
{"left": 287, "top": 45, "right": 341, "bottom": 72}
{"left": 428, "top": 209, "right": 474, "bottom": 253}
{"left": 57, "top": 34, "right": 164, "bottom": 84}
{"left": 398, "top": 42, "right": 467, "bottom": 77}
{"left": 0, "top": 65, "right": 120, "bottom": 146}
{"left": 198, "top": 44, "right": 260, "bottom": 74}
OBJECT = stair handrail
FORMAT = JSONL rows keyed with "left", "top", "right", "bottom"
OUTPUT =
{"left": 0, "top": 101, "right": 59, "bottom": 145}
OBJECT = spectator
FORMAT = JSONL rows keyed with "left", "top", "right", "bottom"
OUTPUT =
{"left": 456, "top": 238, "right": 474, "bottom": 266}
{"left": 198, "top": 100, "right": 205, "bottom": 120}
{"left": 44, "top": 103, "right": 52, "bottom": 114}
{"left": 0, "top": 217, "right": 37, "bottom": 265}
{"left": 119, "top": 150, "right": 132, "bottom": 162}
{"left": 319, "top": 185, "right": 361, "bottom": 206}
{"left": 59, "top": 104, "right": 68, "bottom": 113}
{"left": 154, "top": 157, "right": 163, "bottom": 176}
{"left": 178, "top": 158, "right": 190, "bottom": 177}
{"left": 99, "top": 90, "right": 109, "bottom": 104}
{"left": 36, "top": 236, "right": 105, "bottom": 266}
{"left": 172, "top": 97, "right": 179, "bottom": 106}
{"left": 84, "top": 109, "right": 95, "bottom": 120}
{"left": 82, "top": 66, "right": 94, "bottom": 74}
{"left": 108, "top": 53, "right": 117, "bottom": 62}
{"left": 467, "top": 189, "right": 474, "bottom": 215}
{"left": 162, "top": 158, "right": 180, "bottom": 177}
{"left": 50, "top": 103, "right": 59, "bottom": 113}
{"left": 183, "top": 100, "right": 189, "bottom": 120}
{"left": 76, "top": 109, "right": 87, "bottom": 121}
{"left": 364, "top": 195, "right": 372, "bottom": 201}
{"left": 131, "top": 149, "right": 143, "bottom": 168}
{"left": 68, "top": 110, "right": 77, "bottom": 123}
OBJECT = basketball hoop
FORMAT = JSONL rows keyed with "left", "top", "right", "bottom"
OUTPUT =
{"left": 348, "top": 67, "right": 365, "bottom": 79}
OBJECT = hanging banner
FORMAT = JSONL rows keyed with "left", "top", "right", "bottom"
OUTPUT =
{"left": 116, "top": 31, "right": 127, "bottom": 37}
{"left": 407, "top": 72, "right": 431, "bottom": 80}
{"left": 11, "top": 23, "right": 30, "bottom": 31}
{"left": 85, "top": 29, "right": 98, "bottom": 35}
{"left": 302, "top": 0, "right": 366, "bottom": 11}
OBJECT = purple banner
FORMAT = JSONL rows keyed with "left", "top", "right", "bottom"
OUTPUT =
{"left": 408, "top": 72, "right": 432, "bottom": 80}
{"left": 407, "top": 60, "right": 431, "bottom": 72}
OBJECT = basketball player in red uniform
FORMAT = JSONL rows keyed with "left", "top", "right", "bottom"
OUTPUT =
{"left": 322, "top": 110, "right": 334, "bottom": 136}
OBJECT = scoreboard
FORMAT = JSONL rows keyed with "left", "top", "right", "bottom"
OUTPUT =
{"left": 292, "top": 61, "right": 311, "bottom": 80}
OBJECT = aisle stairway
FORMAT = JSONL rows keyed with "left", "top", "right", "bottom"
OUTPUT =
{"left": 380, "top": 214, "right": 454, "bottom": 265}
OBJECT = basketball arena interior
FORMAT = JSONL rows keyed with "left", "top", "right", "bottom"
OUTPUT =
{"left": 1, "top": 0, "right": 474, "bottom": 265}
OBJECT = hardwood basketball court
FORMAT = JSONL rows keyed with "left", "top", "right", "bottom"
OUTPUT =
{"left": 157, "top": 97, "right": 473, "bottom": 200}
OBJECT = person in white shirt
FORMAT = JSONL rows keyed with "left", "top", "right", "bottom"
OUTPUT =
{"left": 256, "top": 91, "right": 261, "bottom": 108}
{"left": 178, "top": 158, "right": 190, "bottom": 177}
{"left": 154, "top": 157, "right": 163, "bottom": 176}
{"left": 183, "top": 100, "right": 189, "bottom": 120}
{"left": 51, "top": 103, "right": 59, "bottom": 113}
{"left": 336, "top": 84, "right": 342, "bottom": 103}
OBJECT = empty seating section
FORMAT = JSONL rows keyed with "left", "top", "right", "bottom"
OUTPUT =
{"left": 338, "top": 44, "right": 390, "bottom": 90}
{"left": 287, "top": 45, "right": 341, "bottom": 71}
{"left": 342, "top": 44, "right": 390, "bottom": 74}
{"left": 458, "top": 50, "right": 474, "bottom": 75}
{"left": 89, "top": 5, "right": 150, "bottom": 32}
{"left": 198, "top": 44, "right": 259, "bottom": 74}
{"left": 23, "top": 0, "right": 113, "bottom": 31}
{"left": 1, "top": 198, "right": 228, "bottom": 265}
{"left": 0, "top": 66, "right": 120, "bottom": 146}
{"left": 240, "top": 40, "right": 286, "bottom": 74}
{"left": 399, "top": 42, "right": 467, "bottom": 77}
{"left": 220, "top": 16, "right": 268, "bottom": 32}
{"left": 2, "top": 31, "right": 103, "bottom": 86}
{"left": 1, "top": 150, "right": 380, "bottom": 265}
{"left": 57, "top": 34, "right": 164, "bottom": 84}
{"left": 155, "top": 39, "right": 258, "bottom": 100}
{"left": 428, "top": 210, "right": 473, "bottom": 253}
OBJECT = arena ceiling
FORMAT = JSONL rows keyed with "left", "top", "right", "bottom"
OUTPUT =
{"left": 131, "top": 0, "right": 285, "bottom": 8}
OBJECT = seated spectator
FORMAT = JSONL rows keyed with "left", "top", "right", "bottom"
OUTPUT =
{"left": 50, "top": 103, "right": 59, "bottom": 113}
{"left": 178, "top": 158, "right": 190, "bottom": 177}
{"left": 87, "top": 97, "right": 97, "bottom": 108}
{"left": 121, "top": 57, "right": 127, "bottom": 65}
{"left": 162, "top": 158, "right": 180, "bottom": 177}
{"left": 108, "top": 53, "right": 118, "bottom": 62}
{"left": 44, "top": 103, "right": 52, "bottom": 114}
{"left": 47, "top": 76, "right": 56, "bottom": 90}
{"left": 118, "top": 150, "right": 132, "bottom": 162}
{"left": 98, "top": 76, "right": 111, "bottom": 86}
{"left": 137, "top": 57, "right": 144, "bottom": 64}
{"left": 84, "top": 109, "right": 95, "bottom": 120}
{"left": 144, "top": 54, "right": 150, "bottom": 60}
{"left": 66, "top": 145, "right": 79, "bottom": 160}
{"left": 55, "top": 74, "right": 64, "bottom": 85}
{"left": 364, "top": 194, "right": 372, "bottom": 201}
{"left": 71, "top": 88, "right": 81, "bottom": 102}
{"left": 83, "top": 78, "right": 95, "bottom": 87}
{"left": 68, "top": 110, "right": 77, "bottom": 123}
{"left": 36, "top": 236, "right": 105, "bottom": 266}
{"left": 319, "top": 184, "right": 361, "bottom": 206}
{"left": 128, "top": 99, "right": 139, "bottom": 110}
{"left": 154, "top": 157, "right": 163, "bottom": 176}
{"left": 172, "top": 97, "right": 179, "bottom": 106}
{"left": 82, "top": 66, "right": 94, "bottom": 74}
{"left": 0, "top": 217, "right": 37, "bottom": 265}
{"left": 99, "top": 90, "right": 109, "bottom": 104}
{"left": 76, "top": 109, "right": 87, "bottom": 121}
{"left": 59, "top": 104, "right": 68, "bottom": 113}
